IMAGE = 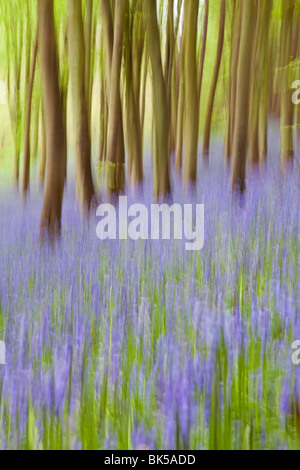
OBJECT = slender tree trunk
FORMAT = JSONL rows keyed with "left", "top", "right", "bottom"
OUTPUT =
{"left": 225, "top": 1, "right": 242, "bottom": 164}
{"left": 173, "top": 0, "right": 184, "bottom": 167}
{"left": 38, "top": 0, "right": 66, "bottom": 240}
{"left": 249, "top": 1, "right": 271, "bottom": 170}
{"left": 5, "top": 8, "right": 23, "bottom": 189}
{"left": 165, "top": 0, "right": 176, "bottom": 154}
{"left": 140, "top": 51, "right": 148, "bottom": 139}
{"left": 175, "top": 33, "right": 185, "bottom": 173}
{"left": 100, "top": 0, "right": 113, "bottom": 182}
{"left": 31, "top": 97, "right": 41, "bottom": 162}
{"left": 85, "top": 0, "right": 93, "bottom": 119}
{"left": 22, "top": 33, "right": 38, "bottom": 200}
{"left": 231, "top": 0, "right": 255, "bottom": 193}
{"left": 125, "top": 0, "right": 144, "bottom": 189}
{"left": 280, "top": 0, "right": 295, "bottom": 169}
{"left": 143, "top": 0, "right": 170, "bottom": 198}
{"left": 248, "top": 8, "right": 260, "bottom": 169}
{"left": 297, "top": 19, "right": 300, "bottom": 151}
{"left": 106, "top": 0, "right": 126, "bottom": 197}
{"left": 39, "top": 107, "right": 46, "bottom": 190}
{"left": 58, "top": 26, "right": 69, "bottom": 184}
{"left": 198, "top": 0, "right": 209, "bottom": 105}
{"left": 183, "top": 0, "right": 199, "bottom": 187}
{"left": 99, "top": 68, "right": 107, "bottom": 163}
{"left": 258, "top": 0, "right": 272, "bottom": 167}
{"left": 99, "top": 0, "right": 114, "bottom": 168}
{"left": 67, "top": 0, "right": 95, "bottom": 211}
{"left": 203, "top": 0, "right": 226, "bottom": 160}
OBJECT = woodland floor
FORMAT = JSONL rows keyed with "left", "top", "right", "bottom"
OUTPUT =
{"left": 0, "top": 133, "right": 300, "bottom": 449}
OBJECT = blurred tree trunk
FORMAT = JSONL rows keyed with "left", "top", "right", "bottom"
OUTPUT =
{"left": 143, "top": 0, "right": 170, "bottom": 198}
{"left": 297, "top": 20, "right": 300, "bottom": 150}
{"left": 31, "top": 97, "right": 40, "bottom": 163}
{"left": 67, "top": 0, "right": 95, "bottom": 211}
{"left": 106, "top": 0, "right": 126, "bottom": 197}
{"left": 58, "top": 24, "right": 69, "bottom": 184}
{"left": 248, "top": 7, "right": 260, "bottom": 169}
{"left": 99, "top": 0, "right": 114, "bottom": 167}
{"left": 140, "top": 50, "right": 148, "bottom": 140}
{"left": 3, "top": 1, "right": 23, "bottom": 188}
{"left": 22, "top": 33, "right": 38, "bottom": 200}
{"left": 280, "top": 0, "right": 294, "bottom": 169}
{"left": 249, "top": 0, "right": 271, "bottom": 170}
{"left": 99, "top": 65, "right": 107, "bottom": 163}
{"left": 292, "top": 15, "right": 299, "bottom": 153}
{"left": 174, "top": 1, "right": 184, "bottom": 172}
{"left": 165, "top": 0, "right": 176, "bottom": 154}
{"left": 198, "top": 0, "right": 209, "bottom": 106}
{"left": 85, "top": 0, "right": 93, "bottom": 121}
{"left": 39, "top": 106, "right": 46, "bottom": 191}
{"left": 125, "top": 0, "right": 144, "bottom": 189}
{"left": 225, "top": 1, "right": 242, "bottom": 164}
{"left": 203, "top": 0, "right": 225, "bottom": 161}
{"left": 38, "top": 0, "right": 66, "bottom": 240}
{"left": 175, "top": 33, "right": 185, "bottom": 173}
{"left": 183, "top": 0, "right": 199, "bottom": 187}
{"left": 258, "top": 0, "right": 272, "bottom": 167}
{"left": 231, "top": 0, "right": 255, "bottom": 193}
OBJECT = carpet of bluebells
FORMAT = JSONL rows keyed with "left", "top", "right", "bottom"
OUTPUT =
{"left": 1, "top": 136, "right": 300, "bottom": 450}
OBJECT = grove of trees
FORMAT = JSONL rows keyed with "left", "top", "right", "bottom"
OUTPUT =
{"left": 0, "top": 0, "right": 300, "bottom": 239}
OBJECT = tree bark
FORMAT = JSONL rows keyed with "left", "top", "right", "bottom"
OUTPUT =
{"left": 67, "top": 0, "right": 95, "bottom": 211}
{"left": 85, "top": 0, "right": 93, "bottom": 119}
{"left": 125, "top": 0, "right": 144, "bottom": 189}
{"left": 231, "top": 0, "right": 255, "bottom": 193}
{"left": 38, "top": 0, "right": 66, "bottom": 240}
{"left": 198, "top": 0, "right": 209, "bottom": 106}
{"left": 143, "top": 0, "right": 170, "bottom": 198}
{"left": 183, "top": 0, "right": 199, "bottom": 187}
{"left": 39, "top": 106, "right": 46, "bottom": 191}
{"left": 203, "top": 0, "right": 226, "bottom": 160}
{"left": 175, "top": 33, "right": 185, "bottom": 173}
{"left": 106, "top": 0, "right": 126, "bottom": 197}
{"left": 225, "top": 0, "right": 242, "bottom": 164}
{"left": 249, "top": 1, "right": 271, "bottom": 170}
{"left": 22, "top": 33, "right": 38, "bottom": 200}
{"left": 280, "top": 0, "right": 295, "bottom": 169}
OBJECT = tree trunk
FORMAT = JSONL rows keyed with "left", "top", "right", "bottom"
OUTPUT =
{"left": 203, "top": 0, "right": 226, "bottom": 160}
{"left": 31, "top": 97, "right": 41, "bottom": 162}
{"left": 280, "top": 0, "right": 295, "bottom": 169}
{"left": 175, "top": 33, "right": 185, "bottom": 173}
{"left": 165, "top": 0, "right": 176, "bottom": 154}
{"left": 249, "top": 2, "right": 271, "bottom": 170}
{"left": 99, "top": 0, "right": 114, "bottom": 168}
{"left": 258, "top": 0, "right": 272, "bottom": 167}
{"left": 67, "top": 0, "right": 95, "bottom": 211}
{"left": 106, "top": 0, "right": 126, "bottom": 197}
{"left": 38, "top": 0, "right": 66, "bottom": 240}
{"left": 125, "top": 0, "right": 144, "bottom": 189}
{"left": 225, "top": 1, "right": 242, "bottom": 164}
{"left": 99, "top": 67, "right": 107, "bottom": 163}
{"left": 231, "top": 0, "right": 255, "bottom": 193}
{"left": 140, "top": 51, "right": 148, "bottom": 139}
{"left": 198, "top": 0, "right": 209, "bottom": 106}
{"left": 39, "top": 106, "right": 46, "bottom": 191}
{"left": 85, "top": 0, "right": 93, "bottom": 119}
{"left": 183, "top": 0, "right": 199, "bottom": 187}
{"left": 248, "top": 7, "right": 260, "bottom": 169}
{"left": 143, "top": 0, "right": 170, "bottom": 198}
{"left": 22, "top": 33, "right": 38, "bottom": 200}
